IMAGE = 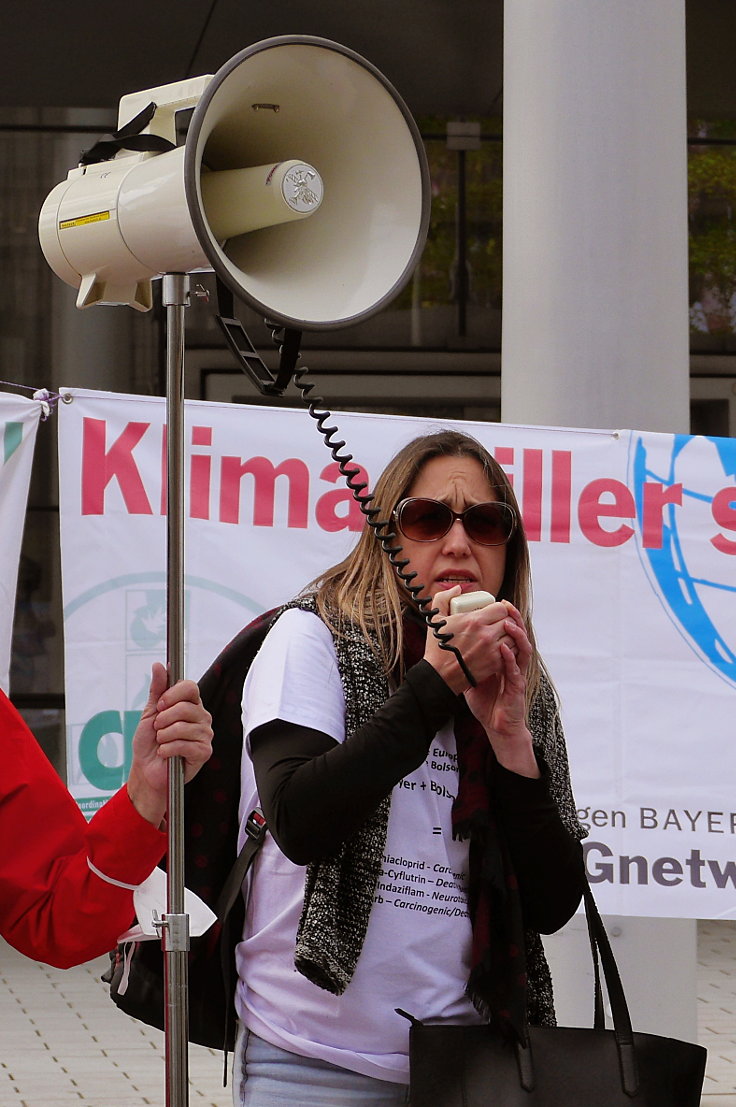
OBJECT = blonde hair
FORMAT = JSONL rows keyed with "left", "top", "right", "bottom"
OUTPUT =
{"left": 307, "top": 429, "right": 544, "bottom": 703}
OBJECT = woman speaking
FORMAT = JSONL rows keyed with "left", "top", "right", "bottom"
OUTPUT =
{"left": 232, "top": 429, "right": 586, "bottom": 1106}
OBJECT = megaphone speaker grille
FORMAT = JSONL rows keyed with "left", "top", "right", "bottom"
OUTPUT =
{"left": 184, "top": 36, "right": 430, "bottom": 331}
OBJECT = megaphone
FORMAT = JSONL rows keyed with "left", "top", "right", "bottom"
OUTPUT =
{"left": 38, "top": 35, "right": 430, "bottom": 331}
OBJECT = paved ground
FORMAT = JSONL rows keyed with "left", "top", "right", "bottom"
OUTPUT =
{"left": 1, "top": 922, "right": 735, "bottom": 1105}
{"left": 0, "top": 939, "right": 225, "bottom": 1106}
{"left": 699, "top": 920, "right": 736, "bottom": 1104}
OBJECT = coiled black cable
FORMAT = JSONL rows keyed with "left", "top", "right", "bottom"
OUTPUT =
{"left": 263, "top": 323, "right": 477, "bottom": 686}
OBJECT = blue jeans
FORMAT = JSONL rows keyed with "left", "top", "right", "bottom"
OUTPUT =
{"left": 232, "top": 1023, "right": 411, "bottom": 1106}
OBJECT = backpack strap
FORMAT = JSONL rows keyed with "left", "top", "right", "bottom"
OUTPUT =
{"left": 215, "top": 807, "right": 268, "bottom": 923}
{"left": 216, "top": 807, "right": 268, "bottom": 1072}
{"left": 186, "top": 609, "right": 279, "bottom": 909}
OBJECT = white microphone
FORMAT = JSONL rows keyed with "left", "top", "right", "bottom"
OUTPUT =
{"left": 449, "top": 590, "right": 495, "bottom": 615}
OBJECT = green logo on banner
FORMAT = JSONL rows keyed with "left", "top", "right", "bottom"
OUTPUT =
{"left": 3, "top": 422, "right": 22, "bottom": 463}
{"left": 78, "top": 709, "right": 142, "bottom": 791}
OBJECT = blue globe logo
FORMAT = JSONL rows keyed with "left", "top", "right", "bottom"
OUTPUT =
{"left": 631, "top": 433, "right": 736, "bottom": 687}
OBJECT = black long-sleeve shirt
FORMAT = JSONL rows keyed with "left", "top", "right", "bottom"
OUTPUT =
{"left": 250, "top": 659, "right": 584, "bottom": 934}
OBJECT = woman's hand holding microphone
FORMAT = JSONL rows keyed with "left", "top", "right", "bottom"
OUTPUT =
{"left": 424, "top": 586, "right": 539, "bottom": 778}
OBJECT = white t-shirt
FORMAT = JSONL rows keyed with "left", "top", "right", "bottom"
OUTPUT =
{"left": 236, "top": 607, "right": 481, "bottom": 1084}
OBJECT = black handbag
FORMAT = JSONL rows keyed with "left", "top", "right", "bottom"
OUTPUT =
{"left": 400, "top": 883, "right": 707, "bottom": 1105}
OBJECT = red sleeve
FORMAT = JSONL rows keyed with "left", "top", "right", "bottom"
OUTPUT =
{"left": 0, "top": 691, "right": 166, "bottom": 967}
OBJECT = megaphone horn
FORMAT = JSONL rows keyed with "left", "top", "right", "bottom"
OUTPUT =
{"left": 39, "top": 35, "right": 430, "bottom": 330}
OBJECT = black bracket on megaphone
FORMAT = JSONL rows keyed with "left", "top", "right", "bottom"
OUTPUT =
{"left": 215, "top": 277, "right": 301, "bottom": 396}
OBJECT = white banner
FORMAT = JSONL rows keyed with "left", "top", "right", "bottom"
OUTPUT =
{"left": 58, "top": 387, "right": 736, "bottom": 919}
{"left": 0, "top": 392, "right": 42, "bottom": 694}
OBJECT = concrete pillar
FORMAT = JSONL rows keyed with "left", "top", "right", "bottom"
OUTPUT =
{"left": 502, "top": 0, "right": 690, "bottom": 434}
{"left": 502, "top": 1, "right": 697, "bottom": 1041}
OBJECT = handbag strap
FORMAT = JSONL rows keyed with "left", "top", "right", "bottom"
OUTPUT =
{"left": 582, "top": 882, "right": 606, "bottom": 1031}
{"left": 516, "top": 881, "right": 639, "bottom": 1097}
{"left": 581, "top": 881, "right": 639, "bottom": 1096}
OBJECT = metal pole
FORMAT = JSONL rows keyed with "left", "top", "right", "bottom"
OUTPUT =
{"left": 162, "top": 272, "right": 190, "bottom": 1107}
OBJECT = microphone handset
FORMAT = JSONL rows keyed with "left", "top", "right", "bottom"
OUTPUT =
{"left": 449, "top": 590, "right": 495, "bottom": 616}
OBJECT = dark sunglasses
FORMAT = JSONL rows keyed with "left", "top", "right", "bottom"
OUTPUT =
{"left": 393, "top": 497, "right": 517, "bottom": 546}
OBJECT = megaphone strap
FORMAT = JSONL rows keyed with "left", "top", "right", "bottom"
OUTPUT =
{"left": 213, "top": 278, "right": 302, "bottom": 396}
{"left": 80, "top": 103, "right": 177, "bottom": 165}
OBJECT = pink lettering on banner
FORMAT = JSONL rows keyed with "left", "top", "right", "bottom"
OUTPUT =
{"left": 159, "top": 424, "right": 167, "bottom": 517}
{"left": 578, "top": 478, "right": 635, "bottom": 547}
{"left": 190, "top": 426, "right": 212, "bottom": 520}
{"left": 315, "top": 462, "right": 368, "bottom": 533}
{"left": 219, "top": 455, "right": 309, "bottom": 527}
{"left": 640, "top": 482, "right": 683, "bottom": 549}
{"left": 521, "top": 448, "right": 543, "bottom": 542}
{"left": 711, "top": 487, "right": 736, "bottom": 554}
{"left": 550, "top": 450, "right": 572, "bottom": 543}
{"left": 81, "top": 417, "right": 153, "bottom": 515}
{"left": 494, "top": 445, "right": 514, "bottom": 486}
{"left": 78, "top": 417, "right": 736, "bottom": 551}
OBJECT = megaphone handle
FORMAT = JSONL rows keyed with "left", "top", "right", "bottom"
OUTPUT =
{"left": 265, "top": 321, "right": 303, "bottom": 392}
{"left": 216, "top": 313, "right": 282, "bottom": 393}
{"left": 214, "top": 279, "right": 301, "bottom": 396}
{"left": 80, "top": 103, "right": 177, "bottom": 166}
